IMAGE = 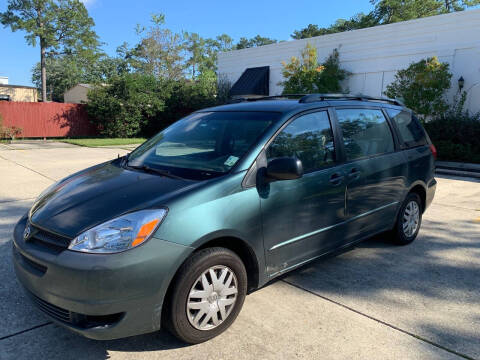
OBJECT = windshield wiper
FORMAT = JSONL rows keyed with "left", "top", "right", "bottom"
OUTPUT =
{"left": 127, "top": 164, "right": 184, "bottom": 180}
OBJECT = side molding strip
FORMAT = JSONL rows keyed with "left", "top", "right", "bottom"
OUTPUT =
{"left": 269, "top": 201, "right": 399, "bottom": 251}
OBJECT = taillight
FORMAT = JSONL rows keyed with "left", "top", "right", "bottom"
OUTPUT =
{"left": 430, "top": 144, "right": 437, "bottom": 160}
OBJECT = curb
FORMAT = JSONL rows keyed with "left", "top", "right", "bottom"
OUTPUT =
{"left": 436, "top": 161, "right": 480, "bottom": 179}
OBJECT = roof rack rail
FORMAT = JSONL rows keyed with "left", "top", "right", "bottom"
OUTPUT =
{"left": 228, "top": 94, "right": 306, "bottom": 103}
{"left": 299, "top": 93, "right": 404, "bottom": 106}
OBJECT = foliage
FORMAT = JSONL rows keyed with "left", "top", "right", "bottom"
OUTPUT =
{"left": 0, "top": 0, "right": 100, "bottom": 100}
{"left": 131, "top": 14, "right": 185, "bottom": 80}
{"left": 86, "top": 73, "right": 169, "bottom": 137}
{"left": 0, "top": 114, "right": 22, "bottom": 140}
{"left": 86, "top": 71, "right": 221, "bottom": 137}
{"left": 384, "top": 57, "right": 452, "bottom": 119}
{"left": 235, "top": 35, "right": 278, "bottom": 49}
{"left": 291, "top": 0, "right": 480, "bottom": 39}
{"left": 424, "top": 102, "right": 480, "bottom": 163}
{"left": 31, "top": 51, "right": 130, "bottom": 102}
{"left": 291, "top": 13, "right": 378, "bottom": 39}
{"left": 216, "top": 74, "right": 233, "bottom": 105}
{"left": 280, "top": 44, "right": 350, "bottom": 94}
{"left": 60, "top": 138, "right": 146, "bottom": 147}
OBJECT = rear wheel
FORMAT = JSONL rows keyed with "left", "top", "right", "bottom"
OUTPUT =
{"left": 390, "top": 192, "right": 423, "bottom": 245}
{"left": 164, "top": 247, "right": 247, "bottom": 344}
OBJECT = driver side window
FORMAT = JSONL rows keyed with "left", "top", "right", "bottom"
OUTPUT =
{"left": 266, "top": 111, "right": 335, "bottom": 174}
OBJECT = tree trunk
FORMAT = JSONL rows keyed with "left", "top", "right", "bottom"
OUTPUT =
{"left": 40, "top": 37, "right": 47, "bottom": 102}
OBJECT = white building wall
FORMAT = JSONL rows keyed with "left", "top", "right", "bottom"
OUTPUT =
{"left": 218, "top": 9, "right": 480, "bottom": 113}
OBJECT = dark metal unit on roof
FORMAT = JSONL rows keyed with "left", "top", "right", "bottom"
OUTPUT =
{"left": 229, "top": 66, "right": 270, "bottom": 98}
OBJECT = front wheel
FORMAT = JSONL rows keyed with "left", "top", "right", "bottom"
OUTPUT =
{"left": 164, "top": 247, "right": 247, "bottom": 344}
{"left": 390, "top": 192, "right": 423, "bottom": 245}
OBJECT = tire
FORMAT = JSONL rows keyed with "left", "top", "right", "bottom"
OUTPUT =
{"left": 390, "top": 192, "right": 423, "bottom": 245}
{"left": 164, "top": 247, "right": 247, "bottom": 344}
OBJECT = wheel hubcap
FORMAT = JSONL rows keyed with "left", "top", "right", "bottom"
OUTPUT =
{"left": 187, "top": 265, "right": 238, "bottom": 331}
{"left": 403, "top": 200, "right": 420, "bottom": 237}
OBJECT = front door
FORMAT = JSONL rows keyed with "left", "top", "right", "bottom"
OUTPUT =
{"left": 258, "top": 110, "right": 347, "bottom": 276}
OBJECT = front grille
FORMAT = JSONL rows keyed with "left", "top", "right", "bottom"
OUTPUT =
{"left": 29, "top": 226, "right": 71, "bottom": 252}
{"left": 27, "top": 291, "right": 72, "bottom": 324}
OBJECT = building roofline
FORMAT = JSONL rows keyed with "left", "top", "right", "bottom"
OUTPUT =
{"left": 0, "top": 84, "right": 38, "bottom": 90}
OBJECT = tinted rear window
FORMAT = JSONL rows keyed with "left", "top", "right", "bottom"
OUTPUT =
{"left": 387, "top": 109, "right": 427, "bottom": 148}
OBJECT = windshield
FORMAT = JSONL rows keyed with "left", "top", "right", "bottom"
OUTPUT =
{"left": 127, "top": 111, "right": 280, "bottom": 178}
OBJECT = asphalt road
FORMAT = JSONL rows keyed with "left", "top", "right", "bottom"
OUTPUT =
{"left": 0, "top": 142, "right": 479, "bottom": 360}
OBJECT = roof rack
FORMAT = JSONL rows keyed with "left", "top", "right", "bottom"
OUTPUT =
{"left": 299, "top": 93, "right": 404, "bottom": 106}
{"left": 229, "top": 93, "right": 404, "bottom": 107}
{"left": 229, "top": 94, "right": 305, "bottom": 103}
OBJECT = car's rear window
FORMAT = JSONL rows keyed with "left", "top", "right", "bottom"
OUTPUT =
{"left": 387, "top": 109, "right": 427, "bottom": 148}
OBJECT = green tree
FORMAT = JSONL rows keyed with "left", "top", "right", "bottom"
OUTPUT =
{"left": 132, "top": 13, "right": 185, "bottom": 80}
{"left": 1, "top": 0, "right": 100, "bottom": 102}
{"left": 384, "top": 57, "right": 452, "bottom": 119}
{"left": 292, "top": 0, "right": 480, "bottom": 39}
{"left": 292, "top": 13, "right": 378, "bottom": 39}
{"left": 372, "top": 0, "right": 444, "bottom": 23}
{"left": 86, "top": 73, "right": 169, "bottom": 137}
{"left": 280, "top": 44, "right": 349, "bottom": 94}
{"left": 31, "top": 42, "right": 133, "bottom": 102}
{"left": 235, "top": 35, "right": 277, "bottom": 49}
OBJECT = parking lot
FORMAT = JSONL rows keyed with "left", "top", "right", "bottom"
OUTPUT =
{"left": 0, "top": 142, "right": 479, "bottom": 360}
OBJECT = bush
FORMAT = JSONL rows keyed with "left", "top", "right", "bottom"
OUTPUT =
{"left": 145, "top": 72, "right": 218, "bottom": 135}
{"left": 280, "top": 44, "right": 350, "bottom": 94}
{"left": 424, "top": 105, "right": 480, "bottom": 163}
{"left": 385, "top": 57, "right": 451, "bottom": 120}
{"left": 0, "top": 114, "right": 22, "bottom": 141}
{"left": 86, "top": 73, "right": 168, "bottom": 137}
{"left": 87, "top": 72, "right": 219, "bottom": 138}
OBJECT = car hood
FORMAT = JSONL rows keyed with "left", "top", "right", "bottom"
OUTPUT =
{"left": 30, "top": 161, "right": 200, "bottom": 238}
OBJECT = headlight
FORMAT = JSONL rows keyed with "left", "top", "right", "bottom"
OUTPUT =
{"left": 68, "top": 209, "right": 167, "bottom": 253}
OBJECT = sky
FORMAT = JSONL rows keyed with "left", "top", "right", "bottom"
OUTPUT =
{"left": 0, "top": 0, "right": 374, "bottom": 86}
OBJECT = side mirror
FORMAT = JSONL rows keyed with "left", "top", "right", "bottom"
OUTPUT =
{"left": 266, "top": 157, "right": 303, "bottom": 181}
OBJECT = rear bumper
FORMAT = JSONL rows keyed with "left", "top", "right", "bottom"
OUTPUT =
{"left": 12, "top": 215, "right": 192, "bottom": 340}
{"left": 425, "top": 178, "right": 437, "bottom": 210}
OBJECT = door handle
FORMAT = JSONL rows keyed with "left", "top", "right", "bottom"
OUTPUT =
{"left": 347, "top": 167, "right": 361, "bottom": 180}
{"left": 329, "top": 172, "right": 344, "bottom": 186}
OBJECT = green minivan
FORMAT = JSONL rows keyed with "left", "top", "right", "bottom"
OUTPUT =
{"left": 13, "top": 94, "right": 437, "bottom": 343}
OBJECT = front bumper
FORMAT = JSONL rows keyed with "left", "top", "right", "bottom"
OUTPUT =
{"left": 12, "top": 215, "right": 192, "bottom": 340}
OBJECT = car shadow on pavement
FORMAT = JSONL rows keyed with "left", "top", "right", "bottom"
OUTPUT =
{"left": 279, "top": 214, "right": 480, "bottom": 359}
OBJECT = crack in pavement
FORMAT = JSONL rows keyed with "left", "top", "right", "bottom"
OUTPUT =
{"left": 0, "top": 197, "right": 36, "bottom": 204}
{"left": 0, "top": 154, "right": 56, "bottom": 182}
{"left": 282, "top": 279, "right": 475, "bottom": 360}
{"left": 0, "top": 322, "right": 52, "bottom": 341}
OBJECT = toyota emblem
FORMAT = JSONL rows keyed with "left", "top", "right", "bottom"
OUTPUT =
{"left": 23, "top": 224, "right": 31, "bottom": 240}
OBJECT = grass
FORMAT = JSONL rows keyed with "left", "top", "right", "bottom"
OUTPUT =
{"left": 60, "top": 138, "right": 146, "bottom": 147}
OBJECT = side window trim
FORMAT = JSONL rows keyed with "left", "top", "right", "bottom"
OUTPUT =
{"left": 333, "top": 106, "right": 399, "bottom": 163}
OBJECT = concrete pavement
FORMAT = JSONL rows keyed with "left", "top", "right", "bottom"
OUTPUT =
{"left": 0, "top": 143, "right": 479, "bottom": 359}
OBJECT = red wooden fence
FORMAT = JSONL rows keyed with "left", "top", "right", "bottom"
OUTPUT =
{"left": 0, "top": 102, "right": 98, "bottom": 138}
